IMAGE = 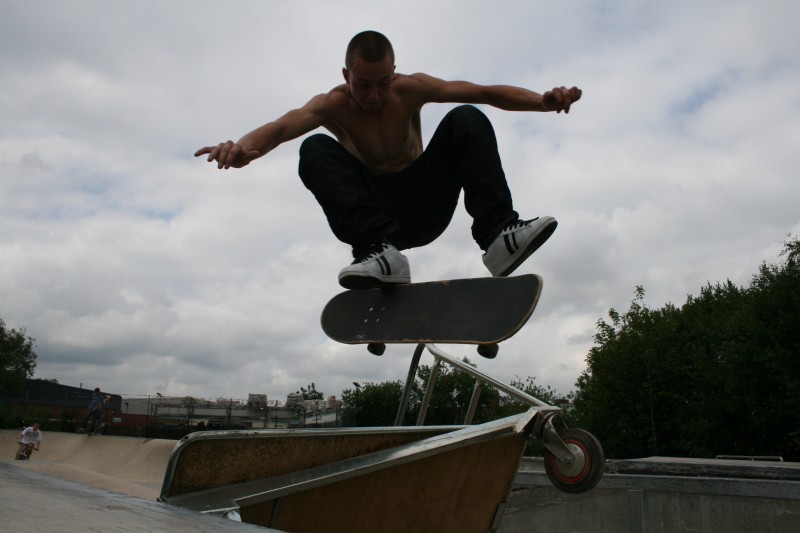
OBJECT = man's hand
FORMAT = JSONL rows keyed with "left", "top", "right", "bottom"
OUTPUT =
{"left": 542, "top": 86, "right": 582, "bottom": 114}
{"left": 194, "top": 141, "right": 261, "bottom": 169}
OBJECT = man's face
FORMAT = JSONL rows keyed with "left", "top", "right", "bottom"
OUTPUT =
{"left": 343, "top": 54, "right": 395, "bottom": 113}
{"left": 32, "top": 423, "right": 39, "bottom": 430}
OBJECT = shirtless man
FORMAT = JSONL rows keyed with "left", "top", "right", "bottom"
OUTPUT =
{"left": 196, "top": 31, "right": 581, "bottom": 289}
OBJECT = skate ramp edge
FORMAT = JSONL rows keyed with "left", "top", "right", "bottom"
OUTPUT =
{"left": 0, "top": 429, "right": 176, "bottom": 500}
{"left": 161, "top": 409, "right": 539, "bottom": 533}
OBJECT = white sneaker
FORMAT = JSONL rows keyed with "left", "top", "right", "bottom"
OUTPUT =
{"left": 338, "top": 243, "right": 411, "bottom": 289}
{"left": 482, "top": 216, "right": 557, "bottom": 277}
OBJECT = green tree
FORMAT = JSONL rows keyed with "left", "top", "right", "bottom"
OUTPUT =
{"left": 341, "top": 381, "right": 406, "bottom": 426}
{"left": 572, "top": 237, "right": 800, "bottom": 460}
{"left": 0, "top": 319, "right": 38, "bottom": 395}
{"left": 497, "top": 375, "right": 560, "bottom": 418}
{"left": 300, "top": 382, "right": 324, "bottom": 401}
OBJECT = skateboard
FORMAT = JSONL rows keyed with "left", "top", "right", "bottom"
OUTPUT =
{"left": 321, "top": 274, "right": 542, "bottom": 358}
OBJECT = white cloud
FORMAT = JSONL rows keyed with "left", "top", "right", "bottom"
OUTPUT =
{"left": 1, "top": 1, "right": 798, "bottom": 403}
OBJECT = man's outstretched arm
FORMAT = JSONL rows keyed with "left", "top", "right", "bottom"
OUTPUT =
{"left": 409, "top": 73, "right": 582, "bottom": 113}
{"left": 194, "top": 93, "right": 331, "bottom": 169}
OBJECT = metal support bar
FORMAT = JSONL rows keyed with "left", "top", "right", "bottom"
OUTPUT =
{"left": 426, "top": 344, "right": 552, "bottom": 408}
{"left": 416, "top": 359, "right": 441, "bottom": 426}
{"left": 395, "top": 343, "right": 560, "bottom": 432}
{"left": 464, "top": 380, "right": 484, "bottom": 425}
{"left": 395, "top": 343, "right": 425, "bottom": 426}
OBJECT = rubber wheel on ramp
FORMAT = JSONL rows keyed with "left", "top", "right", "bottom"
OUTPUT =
{"left": 543, "top": 427, "right": 605, "bottom": 493}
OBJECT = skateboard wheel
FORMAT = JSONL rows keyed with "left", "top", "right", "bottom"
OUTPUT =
{"left": 477, "top": 344, "right": 499, "bottom": 359}
{"left": 367, "top": 343, "right": 386, "bottom": 356}
{"left": 543, "top": 427, "right": 605, "bottom": 493}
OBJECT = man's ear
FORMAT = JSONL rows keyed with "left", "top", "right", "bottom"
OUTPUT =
{"left": 342, "top": 67, "right": 350, "bottom": 84}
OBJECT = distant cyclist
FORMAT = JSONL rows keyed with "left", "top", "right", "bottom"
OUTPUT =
{"left": 84, "top": 387, "right": 111, "bottom": 434}
{"left": 16, "top": 422, "right": 42, "bottom": 460}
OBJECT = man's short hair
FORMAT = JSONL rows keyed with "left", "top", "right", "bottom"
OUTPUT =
{"left": 345, "top": 31, "right": 394, "bottom": 70}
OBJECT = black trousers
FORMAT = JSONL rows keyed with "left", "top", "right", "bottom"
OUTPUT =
{"left": 298, "top": 105, "right": 518, "bottom": 257}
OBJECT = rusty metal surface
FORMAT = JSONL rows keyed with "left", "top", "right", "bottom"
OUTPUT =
{"left": 163, "top": 426, "right": 458, "bottom": 497}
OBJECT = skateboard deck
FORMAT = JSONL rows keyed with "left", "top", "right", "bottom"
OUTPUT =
{"left": 321, "top": 274, "right": 542, "bottom": 346}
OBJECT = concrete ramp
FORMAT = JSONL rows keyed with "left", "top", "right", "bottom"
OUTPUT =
{"left": 0, "top": 463, "right": 274, "bottom": 532}
{"left": 1, "top": 429, "right": 175, "bottom": 499}
{"left": 161, "top": 410, "right": 540, "bottom": 532}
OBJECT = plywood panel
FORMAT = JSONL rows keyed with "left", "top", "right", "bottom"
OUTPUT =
{"left": 241, "top": 434, "right": 526, "bottom": 533}
{"left": 167, "top": 429, "right": 454, "bottom": 496}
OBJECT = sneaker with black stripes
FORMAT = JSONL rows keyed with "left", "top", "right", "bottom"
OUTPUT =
{"left": 482, "top": 216, "right": 558, "bottom": 277}
{"left": 338, "top": 243, "right": 411, "bottom": 289}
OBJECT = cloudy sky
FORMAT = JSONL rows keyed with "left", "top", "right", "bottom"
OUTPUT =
{"left": 2, "top": 1, "right": 798, "bottom": 404}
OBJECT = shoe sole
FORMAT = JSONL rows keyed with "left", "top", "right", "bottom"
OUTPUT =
{"left": 338, "top": 273, "right": 411, "bottom": 290}
{"left": 496, "top": 218, "right": 558, "bottom": 277}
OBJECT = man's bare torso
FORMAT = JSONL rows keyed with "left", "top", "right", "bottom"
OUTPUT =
{"left": 321, "top": 74, "right": 425, "bottom": 174}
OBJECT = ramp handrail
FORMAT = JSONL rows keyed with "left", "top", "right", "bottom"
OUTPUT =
{"left": 395, "top": 343, "right": 556, "bottom": 426}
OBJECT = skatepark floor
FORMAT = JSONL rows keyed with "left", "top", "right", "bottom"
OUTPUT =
{"left": 0, "top": 429, "right": 273, "bottom": 531}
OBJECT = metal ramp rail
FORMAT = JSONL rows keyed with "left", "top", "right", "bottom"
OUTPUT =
{"left": 394, "top": 343, "right": 605, "bottom": 494}
{"left": 395, "top": 343, "right": 553, "bottom": 427}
